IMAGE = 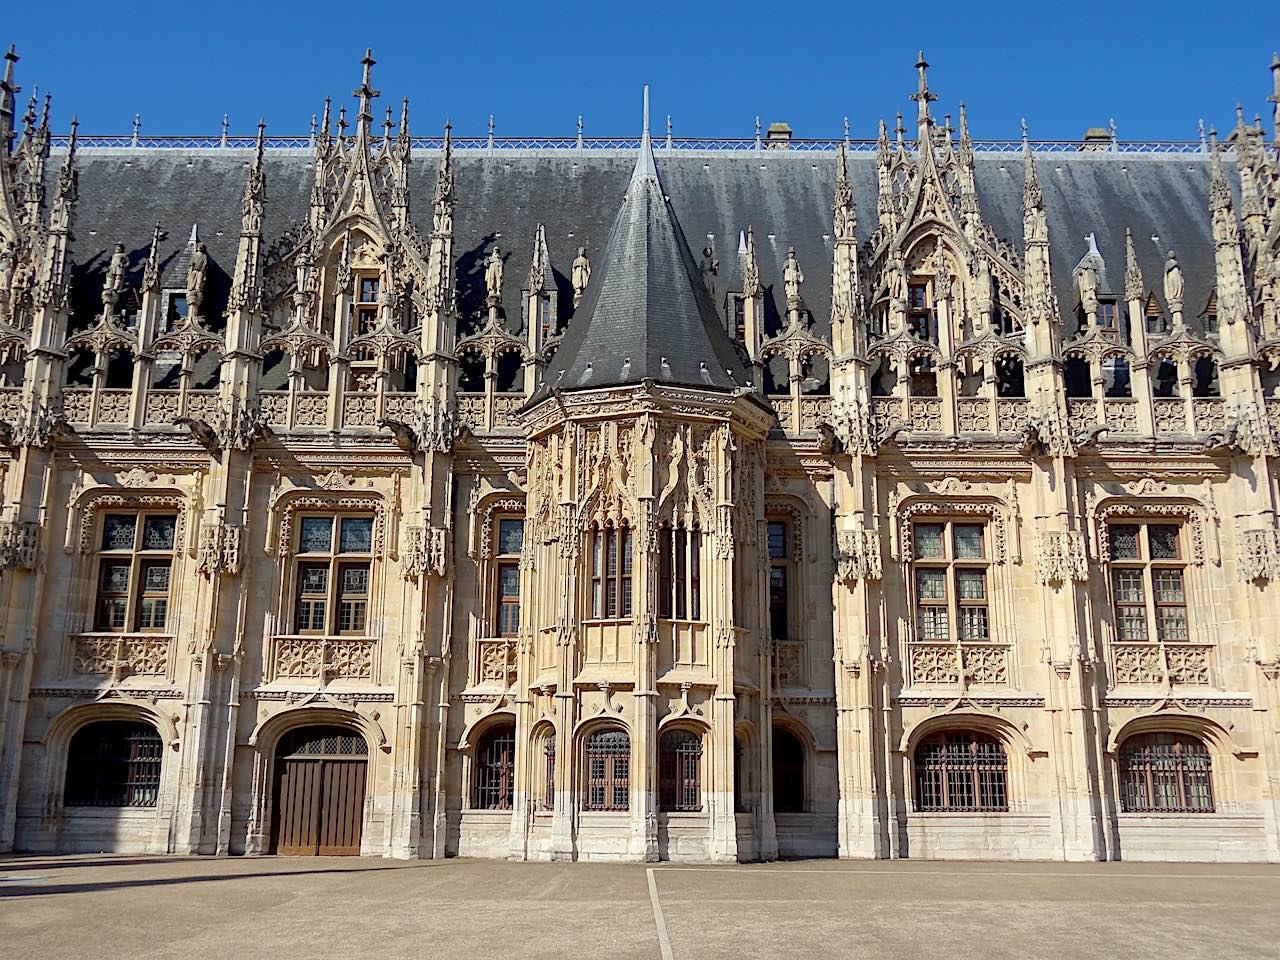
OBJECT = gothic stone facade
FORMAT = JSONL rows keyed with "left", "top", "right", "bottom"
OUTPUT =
{"left": 1, "top": 50, "right": 1280, "bottom": 863}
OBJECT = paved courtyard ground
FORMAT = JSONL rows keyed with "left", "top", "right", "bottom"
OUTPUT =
{"left": 2, "top": 854, "right": 1278, "bottom": 959}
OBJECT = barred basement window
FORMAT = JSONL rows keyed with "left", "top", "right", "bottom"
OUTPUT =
{"left": 495, "top": 517, "right": 524, "bottom": 637}
{"left": 589, "top": 525, "right": 633, "bottom": 619}
{"left": 94, "top": 512, "right": 178, "bottom": 633}
{"left": 914, "top": 731, "right": 1008, "bottom": 812}
{"left": 658, "top": 525, "right": 701, "bottom": 620}
{"left": 1108, "top": 523, "right": 1188, "bottom": 642}
{"left": 65, "top": 721, "right": 163, "bottom": 807}
{"left": 1118, "top": 733, "right": 1214, "bottom": 813}
{"left": 912, "top": 521, "right": 989, "bottom": 642}
{"left": 473, "top": 723, "right": 516, "bottom": 810}
{"left": 584, "top": 728, "right": 630, "bottom": 811}
{"left": 658, "top": 729, "right": 703, "bottom": 812}
{"left": 292, "top": 514, "right": 374, "bottom": 635}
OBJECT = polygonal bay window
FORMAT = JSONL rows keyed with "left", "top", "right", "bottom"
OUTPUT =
{"left": 589, "top": 525, "right": 633, "bottom": 620}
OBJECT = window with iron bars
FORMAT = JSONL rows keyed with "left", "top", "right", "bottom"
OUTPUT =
{"left": 1108, "top": 523, "right": 1188, "bottom": 642}
{"left": 472, "top": 724, "right": 516, "bottom": 810}
{"left": 912, "top": 521, "right": 990, "bottom": 642}
{"left": 584, "top": 728, "right": 630, "bottom": 811}
{"left": 541, "top": 732, "right": 557, "bottom": 812}
{"left": 913, "top": 731, "right": 1008, "bottom": 812}
{"left": 658, "top": 729, "right": 703, "bottom": 812}
{"left": 495, "top": 517, "right": 524, "bottom": 637}
{"left": 1118, "top": 732, "right": 1213, "bottom": 813}
{"left": 64, "top": 721, "right": 163, "bottom": 807}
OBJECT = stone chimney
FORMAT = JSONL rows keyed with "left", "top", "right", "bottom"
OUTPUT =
{"left": 765, "top": 122, "right": 793, "bottom": 150}
{"left": 1079, "top": 127, "right": 1113, "bottom": 152}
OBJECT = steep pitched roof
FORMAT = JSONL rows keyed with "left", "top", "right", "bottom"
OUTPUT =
{"left": 535, "top": 91, "right": 750, "bottom": 396}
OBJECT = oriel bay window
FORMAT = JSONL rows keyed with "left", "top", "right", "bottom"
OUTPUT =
{"left": 658, "top": 525, "right": 701, "bottom": 620}
{"left": 912, "top": 521, "right": 989, "bottom": 642}
{"left": 1108, "top": 523, "right": 1188, "bottom": 642}
{"left": 293, "top": 514, "right": 374, "bottom": 636}
{"left": 94, "top": 512, "right": 178, "bottom": 632}
{"left": 495, "top": 517, "right": 524, "bottom": 636}
{"left": 590, "top": 524, "right": 633, "bottom": 619}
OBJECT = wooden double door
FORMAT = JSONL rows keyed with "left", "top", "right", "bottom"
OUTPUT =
{"left": 272, "top": 726, "right": 368, "bottom": 856}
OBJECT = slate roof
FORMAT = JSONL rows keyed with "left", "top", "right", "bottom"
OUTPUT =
{"left": 535, "top": 116, "right": 751, "bottom": 395}
{"left": 48, "top": 144, "right": 1233, "bottom": 348}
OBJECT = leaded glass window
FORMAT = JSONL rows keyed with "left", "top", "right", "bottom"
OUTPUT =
{"left": 1108, "top": 522, "right": 1190, "bottom": 646}
{"left": 292, "top": 513, "right": 374, "bottom": 635}
{"left": 93, "top": 511, "right": 178, "bottom": 633}
{"left": 912, "top": 520, "right": 990, "bottom": 643}
{"left": 589, "top": 525, "right": 633, "bottom": 619}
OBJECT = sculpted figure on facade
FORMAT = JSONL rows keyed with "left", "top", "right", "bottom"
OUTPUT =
{"left": 485, "top": 246, "right": 504, "bottom": 306}
{"left": 572, "top": 246, "right": 591, "bottom": 306}
{"left": 1077, "top": 260, "right": 1099, "bottom": 318}
{"left": 784, "top": 246, "right": 804, "bottom": 307}
{"left": 103, "top": 242, "right": 129, "bottom": 307}
{"left": 186, "top": 241, "right": 208, "bottom": 317}
{"left": 1164, "top": 250, "right": 1184, "bottom": 315}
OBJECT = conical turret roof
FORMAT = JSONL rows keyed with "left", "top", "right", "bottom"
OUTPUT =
{"left": 537, "top": 88, "right": 749, "bottom": 396}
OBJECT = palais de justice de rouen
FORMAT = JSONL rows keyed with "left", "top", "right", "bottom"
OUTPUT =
{"left": 0, "top": 47, "right": 1279, "bottom": 863}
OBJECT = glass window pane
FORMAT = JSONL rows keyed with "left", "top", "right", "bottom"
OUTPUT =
{"left": 953, "top": 525, "right": 984, "bottom": 559}
{"left": 102, "top": 515, "right": 137, "bottom": 550}
{"left": 299, "top": 517, "right": 333, "bottom": 553}
{"left": 100, "top": 560, "right": 131, "bottom": 593}
{"left": 142, "top": 561, "right": 170, "bottom": 592}
{"left": 1156, "top": 605, "right": 1188, "bottom": 641}
{"left": 340, "top": 517, "right": 373, "bottom": 553}
{"left": 1116, "top": 605, "right": 1148, "bottom": 641}
{"left": 1153, "top": 568, "right": 1184, "bottom": 603}
{"left": 916, "top": 569, "right": 946, "bottom": 600}
{"left": 767, "top": 522, "right": 787, "bottom": 560}
{"left": 1111, "top": 569, "right": 1145, "bottom": 603}
{"left": 914, "top": 525, "right": 944, "bottom": 560}
{"left": 141, "top": 515, "right": 176, "bottom": 551}
{"left": 498, "top": 518, "right": 524, "bottom": 556}
{"left": 1148, "top": 525, "right": 1179, "bottom": 560}
{"left": 340, "top": 564, "right": 369, "bottom": 597}
{"left": 1109, "top": 524, "right": 1140, "bottom": 559}
{"left": 959, "top": 606, "right": 989, "bottom": 640}
{"left": 956, "top": 569, "right": 986, "bottom": 600}
{"left": 499, "top": 564, "right": 521, "bottom": 596}
{"left": 300, "top": 565, "right": 329, "bottom": 594}
{"left": 916, "top": 606, "right": 949, "bottom": 640}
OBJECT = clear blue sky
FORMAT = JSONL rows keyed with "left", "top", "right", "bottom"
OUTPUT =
{"left": 5, "top": 0, "right": 1279, "bottom": 140}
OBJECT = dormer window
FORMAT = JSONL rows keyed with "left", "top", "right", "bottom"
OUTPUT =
{"left": 908, "top": 283, "right": 933, "bottom": 341}
{"left": 1098, "top": 300, "right": 1119, "bottom": 339}
{"left": 165, "top": 292, "right": 189, "bottom": 331}
{"left": 352, "top": 275, "right": 379, "bottom": 337}
{"left": 732, "top": 296, "right": 746, "bottom": 341}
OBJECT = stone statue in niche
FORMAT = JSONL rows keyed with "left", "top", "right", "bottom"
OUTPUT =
{"left": 572, "top": 247, "right": 591, "bottom": 306}
{"left": 1077, "top": 261, "right": 1099, "bottom": 318}
{"left": 105, "top": 242, "right": 129, "bottom": 295}
{"left": 186, "top": 242, "right": 208, "bottom": 317}
{"left": 485, "top": 247, "right": 504, "bottom": 307}
{"left": 784, "top": 247, "right": 804, "bottom": 306}
{"left": 1163, "top": 250, "right": 1184, "bottom": 314}
{"left": 0, "top": 241, "right": 15, "bottom": 307}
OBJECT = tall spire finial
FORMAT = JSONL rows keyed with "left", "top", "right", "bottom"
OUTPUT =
{"left": 1269, "top": 52, "right": 1280, "bottom": 140}
{"left": 633, "top": 84, "right": 657, "bottom": 182}
{"left": 254, "top": 117, "right": 265, "bottom": 166}
{"left": 353, "top": 48, "right": 379, "bottom": 130}
{"left": 910, "top": 51, "right": 936, "bottom": 127}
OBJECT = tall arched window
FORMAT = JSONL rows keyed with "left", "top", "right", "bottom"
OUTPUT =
{"left": 1118, "top": 733, "right": 1213, "bottom": 813}
{"left": 473, "top": 723, "right": 516, "bottom": 810}
{"left": 914, "top": 731, "right": 1008, "bottom": 812}
{"left": 658, "top": 729, "right": 703, "bottom": 812}
{"left": 540, "top": 730, "right": 557, "bottom": 812}
{"left": 772, "top": 727, "right": 805, "bottom": 813}
{"left": 584, "top": 728, "right": 630, "bottom": 811}
{"left": 65, "top": 721, "right": 163, "bottom": 807}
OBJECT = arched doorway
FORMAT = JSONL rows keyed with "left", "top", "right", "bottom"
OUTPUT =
{"left": 271, "top": 725, "right": 368, "bottom": 856}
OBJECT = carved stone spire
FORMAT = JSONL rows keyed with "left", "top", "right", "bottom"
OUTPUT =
{"left": 241, "top": 119, "right": 265, "bottom": 237}
{"left": 742, "top": 224, "right": 759, "bottom": 295}
{"left": 142, "top": 221, "right": 162, "bottom": 292}
{"left": 956, "top": 102, "right": 980, "bottom": 223}
{"left": 1021, "top": 127, "right": 1056, "bottom": 330}
{"left": 1270, "top": 51, "right": 1280, "bottom": 144}
{"left": 833, "top": 140, "right": 856, "bottom": 241}
{"left": 1123, "top": 227, "right": 1143, "bottom": 302}
{"left": 0, "top": 45, "right": 17, "bottom": 153}
{"left": 353, "top": 48, "right": 379, "bottom": 140}
{"left": 909, "top": 51, "right": 937, "bottom": 132}
{"left": 832, "top": 142, "right": 858, "bottom": 327}
{"left": 527, "top": 222, "right": 548, "bottom": 295}
{"left": 317, "top": 97, "right": 332, "bottom": 158}
{"left": 1209, "top": 132, "right": 1249, "bottom": 328}
{"left": 431, "top": 120, "right": 454, "bottom": 237}
{"left": 875, "top": 119, "right": 894, "bottom": 231}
